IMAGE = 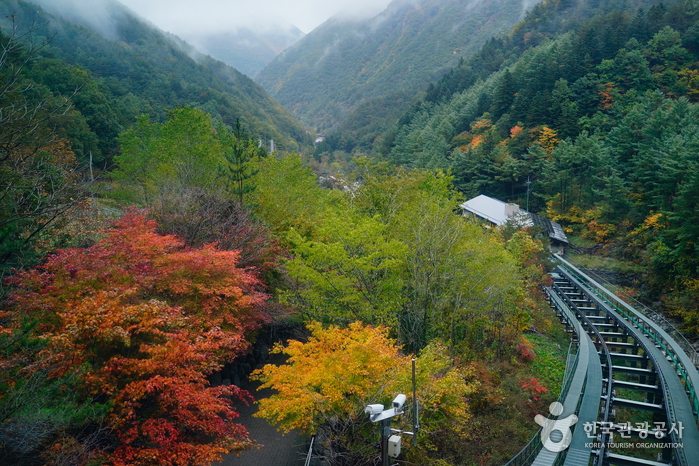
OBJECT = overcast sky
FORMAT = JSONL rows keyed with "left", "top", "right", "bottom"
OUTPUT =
{"left": 118, "top": 0, "right": 394, "bottom": 34}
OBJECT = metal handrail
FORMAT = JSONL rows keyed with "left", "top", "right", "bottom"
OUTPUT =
{"left": 551, "top": 274, "right": 612, "bottom": 465}
{"left": 555, "top": 255, "right": 699, "bottom": 421}
{"left": 567, "top": 259, "right": 699, "bottom": 369}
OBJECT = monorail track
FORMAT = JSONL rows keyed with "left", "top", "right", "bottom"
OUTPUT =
{"left": 507, "top": 255, "right": 699, "bottom": 466}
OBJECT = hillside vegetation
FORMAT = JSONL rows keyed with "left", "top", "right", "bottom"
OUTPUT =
{"left": 380, "top": 0, "right": 699, "bottom": 331}
{"left": 0, "top": 57, "right": 558, "bottom": 464}
{"left": 0, "top": 2, "right": 561, "bottom": 460}
{"left": 8, "top": 0, "right": 696, "bottom": 464}
{"left": 256, "top": 0, "right": 533, "bottom": 132}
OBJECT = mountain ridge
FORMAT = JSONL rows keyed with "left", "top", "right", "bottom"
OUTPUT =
{"left": 256, "top": 0, "right": 536, "bottom": 132}
{"left": 2, "top": 0, "right": 311, "bottom": 154}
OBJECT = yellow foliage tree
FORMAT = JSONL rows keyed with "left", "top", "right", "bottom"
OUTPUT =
{"left": 252, "top": 321, "right": 478, "bottom": 465}
{"left": 538, "top": 126, "right": 560, "bottom": 152}
{"left": 253, "top": 321, "right": 406, "bottom": 434}
{"left": 678, "top": 68, "right": 699, "bottom": 100}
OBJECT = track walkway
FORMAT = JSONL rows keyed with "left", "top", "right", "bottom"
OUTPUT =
{"left": 507, "top": 256, "right": 699, "bottom": 466}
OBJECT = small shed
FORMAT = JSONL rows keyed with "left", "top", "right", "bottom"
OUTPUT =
{"left": 460, "top": 194, "right": 569, "bottom": 250}
{"left": 460, "top": 194, "right": 530, "bottom": 226}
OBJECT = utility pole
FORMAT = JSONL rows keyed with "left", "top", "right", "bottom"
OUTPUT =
{"left": 89, "top": 151, "right": 94, "bottom": 182}
{"left": 526, "top": 176, "right": 532, "bottom": 212}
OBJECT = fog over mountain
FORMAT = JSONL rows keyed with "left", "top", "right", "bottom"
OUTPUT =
{"left": 26, "top": 0, "right": 392, "bottom": 78}
{"left": 256, "top": 0, "right": 539, "bottom": 132}
{"left": 30, "top": 0, "right": 130, "bottom": 40}
{"left": 117, "top": 0, "right": 393, "bottom": 35}
{"left": 179, "top": 27, "right": 306, "bottom": 77}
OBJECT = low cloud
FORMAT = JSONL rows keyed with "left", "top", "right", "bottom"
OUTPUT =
{"left": 31, "top": 0, "right": 123, "bottom": 39}
{"left": 117, "top": 0, "right": 392, "bottom": 34}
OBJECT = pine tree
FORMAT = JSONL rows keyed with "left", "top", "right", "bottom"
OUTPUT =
{"left": 219, "top": 119, "right": 260, "bottom": 204}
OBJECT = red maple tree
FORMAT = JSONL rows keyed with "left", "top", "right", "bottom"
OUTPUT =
{"left": 4, "top": 211, "right": 270, "bottom": 465}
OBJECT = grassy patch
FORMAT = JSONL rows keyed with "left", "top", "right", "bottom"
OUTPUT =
{"left": 565, "top": 252, "right": 644, "bottom": 274}
{"left": 568, "top": 235, "right": 597, "bottom": 248}
{"left": 527, "top": 333, "right": 567, "bottom": 397}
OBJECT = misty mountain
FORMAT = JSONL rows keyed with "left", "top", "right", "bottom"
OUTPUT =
{"left": 180, "top": 27, "right": 305, "bottom": 78}
{"left": 2, "top": 0, "right": 310, "bottom": 153}
{"left": 378, "top": 0, "right": 699, "bottom": 331}
{"left": 383, "top": 0, "right": 680, "bottom": 165}
{"left": 256, "top": 0, "right": 538, "bottom": 133}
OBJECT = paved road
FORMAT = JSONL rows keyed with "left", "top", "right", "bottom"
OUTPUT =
{"left": 217, "top": 383, "right": 307, "bottom": 466}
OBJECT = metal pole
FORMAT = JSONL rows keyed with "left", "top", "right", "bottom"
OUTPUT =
{"left": 304, "top": 435, "right": 315, "bottom": 466}
{"left": 381, "top": 419, "right": 390, "bottom": 466}
{"left": 526, "top": 176, "right": 531, "bottom": 212}
{"left": 412, "top": 358, "right": 419, "bottom": 446}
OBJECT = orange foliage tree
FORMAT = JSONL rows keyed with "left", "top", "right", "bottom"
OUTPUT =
{"left": 3, "top": 212, "right": 270, "bottom": 465}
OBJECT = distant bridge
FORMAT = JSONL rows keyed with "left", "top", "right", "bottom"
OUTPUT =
{"left": 505, "top": 255, "right": 699, "bottom": 466}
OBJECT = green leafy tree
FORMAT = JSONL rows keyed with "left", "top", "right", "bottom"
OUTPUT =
{"left": 351, "top": 164, "right": 530, "bottom": 354}
{"left": 283, "top": 212, "right": 407, "bottom": 326}
{"left": 0, "top": 22, "right": 86, "bottom": 276}
{"left": 114, "top": 106, "right": 223, "bottom": 203}
{"left": 250, "top": 153, "right": 340, "bottom": 236}
{"left": 598, "top": 41, "right": 654, "bottom": 93}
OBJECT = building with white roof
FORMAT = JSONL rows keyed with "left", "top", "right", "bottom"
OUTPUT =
{"left": 460, "top": 194, "right": 569, "bottom": 250}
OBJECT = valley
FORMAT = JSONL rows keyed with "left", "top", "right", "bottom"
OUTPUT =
{"left": 1, "top": 0, "right": 699, "bottom": 465}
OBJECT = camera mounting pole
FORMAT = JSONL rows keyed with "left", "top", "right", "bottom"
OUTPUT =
{"left": 365, "top": 359, "right": 419, "bottom": 466}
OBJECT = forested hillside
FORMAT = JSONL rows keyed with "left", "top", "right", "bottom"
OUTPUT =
{"left": 0, "top": 0, "right": 562, "bottom": 462}
{"left": 256, "top": 0, "right": 534, "bottom": 132}
{"left": 7, "top": 0, "right": 699, "bottom": 464}
{"left": 0, "top": 0, "right": 311, "bottom": 273}
{"left": 2, "top": 0, "right": 310, "bottom": 164}
{"left": 383, "top": 0, "right": 699, "bottom": 331}
{"left": 318, "top": 0, "right": 677, "bottom": 153}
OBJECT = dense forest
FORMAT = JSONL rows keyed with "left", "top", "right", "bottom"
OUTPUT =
{"left": 0, "top": 42, "right": 557, "bottom": 464}
{"left": 379, "top": 0, "right": 699, "bottom": 332}
{"left": 3, "top": 0, "right": 699, "bottom": 464}
{"left": 0, "top": 2, "right": 559, "bottom": 464}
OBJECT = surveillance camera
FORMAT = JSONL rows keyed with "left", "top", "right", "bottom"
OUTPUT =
{"left": 392, "top": 394, "right": 406, "bottom": 410}
{"left": 365, "top": 404, "right": 384, "bottom": 416}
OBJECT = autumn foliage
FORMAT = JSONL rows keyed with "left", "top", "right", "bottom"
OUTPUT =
{"left": 2, "top": 212, "right": 269, "bottom": 465}
{"left": 252, "top": 321, "right": 478, "bottom": 464}
{"left": 253, "top": 321, "right": 409, "bottom": 434}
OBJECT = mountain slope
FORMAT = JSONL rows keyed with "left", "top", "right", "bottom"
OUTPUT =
{"left": 386, "top": 0, "right": 680, "bottom": 169}
{"left": 256, "top": 0, "right": 537, "bottom": 132}
{"left": 3, "top": 0, "right": 311, "bottom": 153}
{"left": 380, "top": 0, "right": 699, "bottom": 325}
